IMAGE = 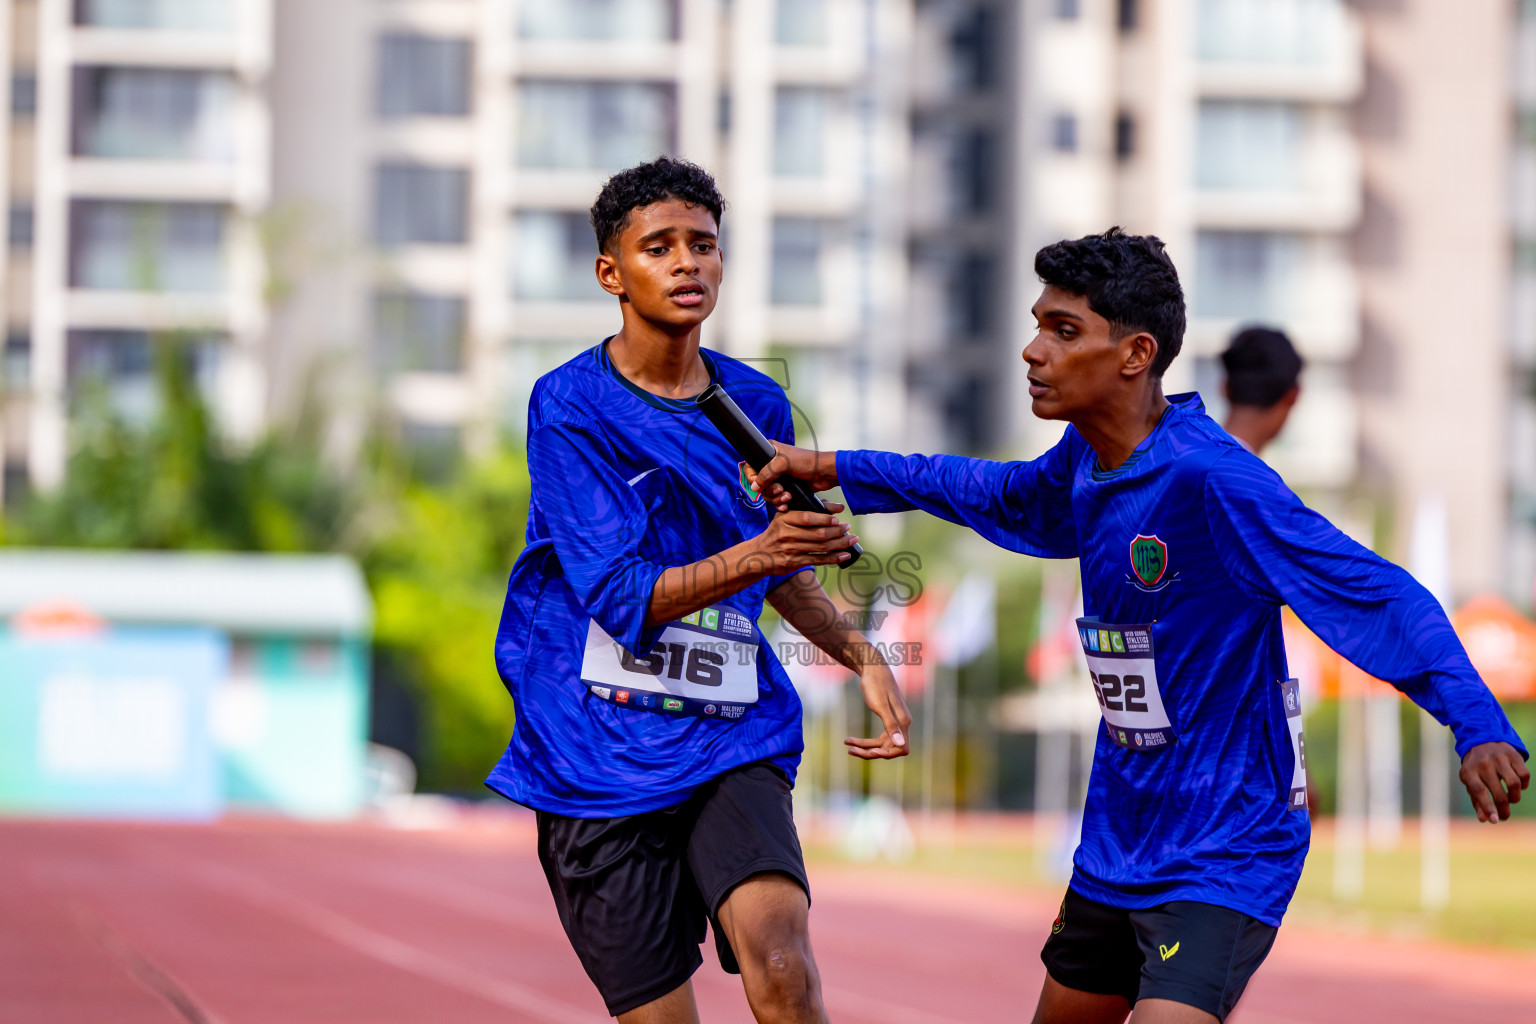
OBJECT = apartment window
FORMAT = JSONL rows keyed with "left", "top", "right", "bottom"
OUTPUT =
{"left": 1197, "top": 0, "right": 1338, "bottom": 65}
{"left": 777, "top": 0, "right": 829, "bottom": 47}
{"left": 374, "top": 292, "right": 466, "bottom": 373}
{"left": 11, "top": 71, "right": 36, "bottom": 116}
{"left": 774, "top": 88, "right": 828, "bottom": 177}
{"left": 1051, "top": 113, "right": 1078, "bottom": 153}
{"left": 401, "top": 421, "right": 462, "bottom": 482}
{"left": 72, "top": 66, "right": 237, "bottom": 162}
{"left": 955, "top": 130, "right": 993, "bottom": 213}
{"left": 3, "top": 331, "right": 29, "bottom": 392}
{"left": 69, "top": 200, "right": 225, "bottom": 292}
{"left": 1115, "top": 112, "right": 1136, "bottom": 161}
{"left": 1193, "top": 230, "right": 1300, "bottom": 320}
{"left": 951, "top": 7, "right": 995, "bottom": 92}
{"left": 66, "top": 328, "right": 221, "bottom": 422}
{"left": 771, "top": 218, "right": 823, "bottom": 307}
{"left": 377, "top": 34, "right": 471, "bottom": 119}
{"left": 2, "top": 460, "right": 27, "bottom": 509}
{"left": 1119, "top": 0, "right": 1139, "bottom": 31}
{"left": 75, "top": 0, "right": 235, "bottom": 31}
{"left": 1196, "top": 100, "right": 1302, "bottom": 190}
{"left": 517, "top": 80, "right": 674, "bottom": 171}
{"left": 1056, "top": 0, "right": 1081, "bottom": 19}
{"left": 951, "top": 253, "right": 994, "bottom": 338}
{"left": 9, "top": 203, "right": 33, "bottom": 248}
{"left": 519, "top": 0, "right": 677, "bottom": 42}
{"left": 374, "top": 164, "right": 468, "bottom": 246}
{"left": 512, "top": 211, "right": 606, "bottom": 302}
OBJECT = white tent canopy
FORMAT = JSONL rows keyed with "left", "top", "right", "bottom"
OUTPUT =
{"left": 0, "top": 550, "right": 372, "bottom": 637}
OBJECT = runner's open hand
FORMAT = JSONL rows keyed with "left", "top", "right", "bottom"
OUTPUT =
{"left": 1460, "top": 742, "right": 1530, "bottom": 822}
{"left": 748, "top": 502, "right": 859, "bottom": 574}
{"left": 846, "top": 660, "right": 912, "bottom": 760}
{"left": 750, "top": 442, "right": 840, "bottom": 512}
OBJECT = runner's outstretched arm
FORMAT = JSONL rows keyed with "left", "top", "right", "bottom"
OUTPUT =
{"left": 753, "top": 438, "right": 1080, "bottom": 559}
{"left": 1204, "top": 452, "right": 1530, "bottom": 821}
{"left": 768, "top": 570, "right": 912, "bottom": 759}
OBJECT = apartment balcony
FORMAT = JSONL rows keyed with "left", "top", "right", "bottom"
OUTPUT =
{"left": 1516, "top": 14, "right": 1536, "bottom": 111}
{"left": 1194, "top": 0, "right": 1362, "bottom": 102}
{"left": 513, "top": 41, "right": 682, "bottom": 81}
{"left": 1187, "top": 233, "right": 1359, "bottom": 361}
{"left": 1193, "top": 100, "right": 1360, "bottom": 232}
{"left": 64, "top": 289, "right": 233, "bottom": 332}
{"left": 69, "top": 159, "right": 242, "bottom": 202}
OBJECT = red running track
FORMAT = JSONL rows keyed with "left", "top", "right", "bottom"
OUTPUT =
{"left": 2, "top": 815, "right": 1533, "bottom": 1024}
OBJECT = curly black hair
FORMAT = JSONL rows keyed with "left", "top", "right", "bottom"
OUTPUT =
{"left": 1034, "top": 227, "right": 1186, "bottom": 379}
{"left": 590, "top": 156, "right": 726, "bottom": 255}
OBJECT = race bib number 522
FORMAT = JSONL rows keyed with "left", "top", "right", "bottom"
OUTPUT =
{"left": 1076, "top": 618, "right": 1176, "bottom": 750}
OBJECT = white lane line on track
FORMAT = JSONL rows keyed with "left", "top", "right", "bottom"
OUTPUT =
{"left": 184, "top": 858, "right": 606, "bottom": 1024}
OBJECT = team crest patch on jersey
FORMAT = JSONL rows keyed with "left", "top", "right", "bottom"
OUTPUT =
{"left": 1127, "top": 534, "right": 1178, "bottom": 592}
{"left": 737, "top": 461, "right": 766, "bottom": 508}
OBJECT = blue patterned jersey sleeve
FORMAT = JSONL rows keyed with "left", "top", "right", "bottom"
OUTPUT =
{"left": 527, "top": 420, "right": 667, "bottom": 658}
{"left": 835, "top": 431, "right": 1080, "bottom": 559}
{"left": 1204, "top": 451, "right": 1526, "bottom": 760}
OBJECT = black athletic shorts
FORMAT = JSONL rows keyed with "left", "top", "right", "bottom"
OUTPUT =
{"left": 1040, "top": 887, "right": 1278, "bottom": 1021}
{"left": 535, "top": 761, "right": 810, "bottom": 1017}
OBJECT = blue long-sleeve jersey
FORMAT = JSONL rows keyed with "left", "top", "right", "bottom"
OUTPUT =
{"left": 488, "top": 342, "right": 809, "bottom": 818}
{"left": 838, "top": 393, "right": 1525, "bottom": 925}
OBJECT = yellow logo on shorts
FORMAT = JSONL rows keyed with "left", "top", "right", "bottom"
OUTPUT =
{"left": 1159, "top": 941, "right": 1180, "bottom": 961}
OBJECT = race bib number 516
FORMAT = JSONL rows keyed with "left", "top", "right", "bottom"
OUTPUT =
{"left": 581, "top": 605, "right": 760, "bottom": 719}
{"left": 1076, "top": 618, "right": 1176, "bottom": 750}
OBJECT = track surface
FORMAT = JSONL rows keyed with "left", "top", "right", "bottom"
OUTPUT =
{"left": 3, "top": 816, "right": 1533, "bottom": 1024}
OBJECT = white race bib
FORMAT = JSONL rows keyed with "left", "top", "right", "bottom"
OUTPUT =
{"left": 1076, "top": 618, "right": 1176, "bottom": 750}
{"left": 1281, "top": 677, "right": 1307, "bottom": 810}
{"left": 581, "top": 605, "right": 760, "bottom": 719}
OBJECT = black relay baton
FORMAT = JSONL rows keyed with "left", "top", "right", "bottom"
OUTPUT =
{"left": 695, "top": 382, "right": 864, "bottom": 567}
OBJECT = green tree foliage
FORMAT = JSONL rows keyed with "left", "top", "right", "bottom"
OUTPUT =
{"left": 3, "top": 334, "right": 528, "bottom": 792}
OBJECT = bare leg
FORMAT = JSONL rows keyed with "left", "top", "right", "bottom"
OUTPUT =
{"left": 714, "top": 872, "right": 828, "bottom": 1024}
{"left": 617, "top": 980, "right": 702, "bottom": 1024}
{"left": 1130, "top": 999, "right": 1218, "bottom": 1024}
{"left": 1031, "top": 974, "right": 1131, "bottom": 1024}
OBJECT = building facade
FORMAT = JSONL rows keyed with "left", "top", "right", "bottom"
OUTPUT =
{"left": 0, "top": 0, "right": 1528, "bottom": 608}
{"left": 1, "top": 0, "right": 914, "bottom": 500}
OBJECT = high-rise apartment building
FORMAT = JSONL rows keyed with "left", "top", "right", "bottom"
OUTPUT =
{"left": 1, "top": 0, "right": 912, "bottom": 500}
{"left": 1, "top": 0, "right": 1527, "bottom": 610}
{"left": 1003, "top": 0, "right": 1513, "bottom": 602}
{"left": 1512, "top": 0, "right": 1536, "bottom": 606}
{"left": 3, "top": 0, "right": 274, "bottom": 497}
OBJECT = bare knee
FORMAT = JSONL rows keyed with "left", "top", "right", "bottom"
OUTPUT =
{"left": 749, "top": 940, "right": 818, "bottom": 1015}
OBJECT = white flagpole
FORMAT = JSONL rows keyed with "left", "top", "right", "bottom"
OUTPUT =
{"left": 1410, "top": 494, "right": 1452, "bottom": 910}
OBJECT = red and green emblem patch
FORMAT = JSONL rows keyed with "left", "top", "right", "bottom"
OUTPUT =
{"left": 1130, "top": 534, "right": 1168, "bottom": 588}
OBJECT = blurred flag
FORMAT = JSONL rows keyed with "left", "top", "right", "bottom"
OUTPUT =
{"left": 930, "top": 573, "right": 996, "bottom": 668}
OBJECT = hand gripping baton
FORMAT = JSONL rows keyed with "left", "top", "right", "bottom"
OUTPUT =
{"left": 694, "top": 382, "right": 864, "bottom": 567}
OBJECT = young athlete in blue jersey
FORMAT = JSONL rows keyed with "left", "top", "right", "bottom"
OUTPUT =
{"left": 491, "top": 158, "right": 911, "bottom": 1024}
{"left": 754, "top": 228, "right": 1530, "bottom": 1024}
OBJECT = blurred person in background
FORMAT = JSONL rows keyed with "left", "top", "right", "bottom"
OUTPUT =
{"left": 755, "top": 228, "right": 1529, "bottom": 1024}
{"left": 1219, "top": 326, "right": 1303, "bottom": 456}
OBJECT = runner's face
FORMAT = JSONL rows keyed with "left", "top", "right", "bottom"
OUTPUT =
{"left": 597, "top": 199, "right": 722, "bottom": 330}
{"left": 1024, "top": 286, "right": 1141, "bottom": 421}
